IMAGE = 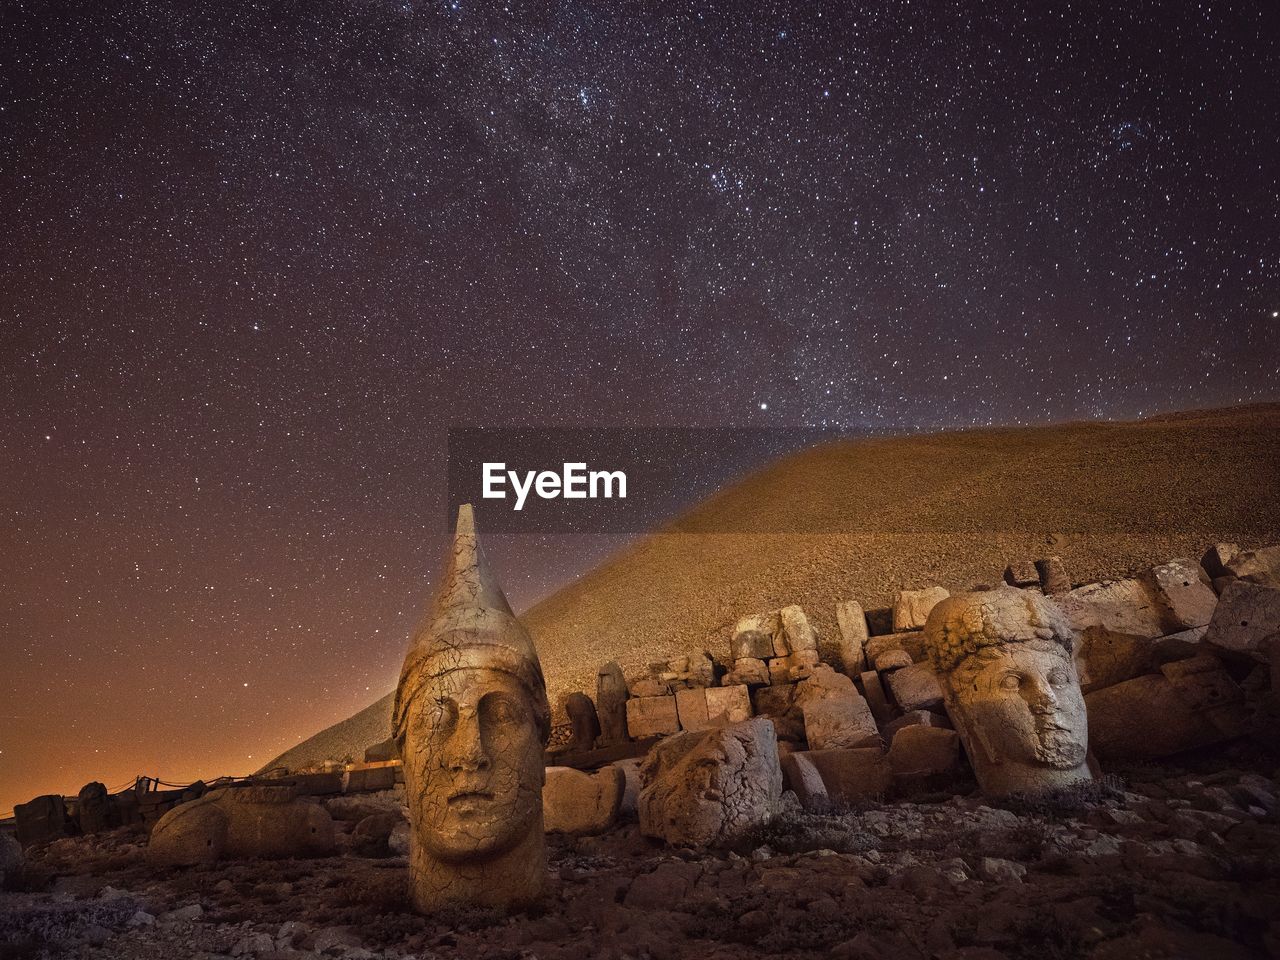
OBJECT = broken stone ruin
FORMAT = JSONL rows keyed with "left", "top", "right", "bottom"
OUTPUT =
{"left": 4, "top": 531, "right": 1280, "bottom": 959}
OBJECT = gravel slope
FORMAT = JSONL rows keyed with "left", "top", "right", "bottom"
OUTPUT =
{"left": 264, "top": 404, "right": 1280, "bottom": 772}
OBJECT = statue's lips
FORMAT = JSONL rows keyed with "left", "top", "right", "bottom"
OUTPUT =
{"left": 446, "top": 790, "right": 495, "bottom": 813}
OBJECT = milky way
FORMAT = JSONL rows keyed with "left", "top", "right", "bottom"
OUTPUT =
{"left": 1, "top": 1, "right": 1277, "bottom": 813}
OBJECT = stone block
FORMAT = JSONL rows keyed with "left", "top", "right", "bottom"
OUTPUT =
{"left": 1059, "top": 578, "right": 1167, "bottom": 638}
{"left": 596, "top": 661, "right": 630, "bottom": 745}
{"left": 625, "top": 695, "right": 680, "bottom": 738}
{"left": 1226, "top": 545, "right": 1280, "bottom": 589}
{"left": 859, "top": 670, "right": 894, "bottom": 723}
{"left": 345, "top": 764, "right": 399, "bottom": 793}
{"left": 1086, "top": 672, "right": 1244, "bottom": 761}
{"left": 544, "top": 766, "right": 625, "bottom": 835}
{"left": 887, "top": 726, "right": 961, "bottom": 777}
{"left": 885, "top": 662, "right": 944, "bottom": 712}
{"left": 1205, "top": 580, "right": 1280, "bottom": 660}
{"left": 1036, "top": 556, "right": 1071, "bottom": 594}
{"left": 675, "top": 687, "right": 710, "bottom": 731}
{"left": 630, "top": 678, "right": 669, "bottom": 698}
{"left": 780, "top": 751, "right": 830, "bottom": 811}
{"left": 884, "top": 710, "right": 951, "bottom": 744}
{"left": 893, "top": 587, "right": 950, "bottom": 631}
{"left": 803, "top": 695, "right": 880, "bottom": 750}
{"left": 769, "top": 658, "right": 791, "bottom": 685}
{"left": 728, "top": 657, "right": 769, "bottom": 686}
{"left": 752, "top": 683, "right": 803, "bottom": 742}
{"left": 802, "top": 748, "right": 892, "bottom": 803}
{"left": 874, "top": 648, "right": 913, "bottom": 671}
{"left": 833, "top": 600, "right": 869, "bottom": 675}
{"left": 731, "top": 613, "right": 778, "bottom": 661}
{"left": 1075, "top": 625, "right": 1160, "bottom": 693}
{"left": 1004, "top": 561, "right": 1040, "bottom": 588}
{"left": 865, "top": 631, "right": 927, "bottom": 663}
{"left": 779, "top": 605, "right": 819, "bottom": 653}
{"left": 15, "top": 794, "right": 69, "bottom": 846}
{"left": 1145, "top": 558, "right": 1218, "bottom": 631}
{"left": 705, "top": 685, "right": 752, "bottom": 725}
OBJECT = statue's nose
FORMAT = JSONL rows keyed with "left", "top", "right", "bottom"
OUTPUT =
{"left": 445, "top": 714, "right": 490, "bottom": 772}
{"left": 1024, "top": 676, "right": 1058, "bottom": 711}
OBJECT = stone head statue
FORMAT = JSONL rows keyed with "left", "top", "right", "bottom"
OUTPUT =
{"left": 394, "top": 504, "right": 550, "bottom": 912}
{"left": 924, "top": 586, "right": 1092, "bottom": 797}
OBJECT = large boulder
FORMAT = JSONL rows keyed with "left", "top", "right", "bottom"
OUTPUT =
{"left": 884, "top": 663, "right": 944, "bottom": 712}
{"left": 543, "top": 766, "right": 625, "bottom": 835}
{"left": 637, "top": 718, "right": 782, "bottom": 848}
{"left": 1086, "top": 657, "right": 1248, "bottom": 761}
{"left": 14, "top": 795, "right": 69, "bottom": 847}
{"left": 148, "top": 786, "right": 336, "bottom": 865}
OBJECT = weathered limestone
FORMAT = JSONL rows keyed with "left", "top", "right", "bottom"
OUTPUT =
{"left": 801, "top": 747, "right": 893, "bottom": 803}
{"left": 865, "top": 631, "right": 927, "bottom": 664}
{"left": 1058, "top": 578, "right": 1167, "bottom": 638}
{"left": 893, "top": 587, "right": 950, "bottom": 631}
{"left": 726, "top": 657, "right": 770, "bottom": 687}
{"left": 1226, "top": 545, "right": 1280, "bottom": 589}
{"left": 887, "top": 726, "right": 961, "bottom": 778}
{"left": 148, "top": 786, "right": 336, "bottom": 865}
{"left": 596, "top": 661, "right": 629, "bottom": 745}
{"left": 1004, "top": 561, "right": 1040, "bottom": 589}
{"left": 875, "top": 648, "right": 914, "bottom": 671}
{"left": 1206, "top": 580, "right": 1280, "bottom": 661}
{"left": 77, "top": 781, "right": 113, "bottom": 834}
{"left": 833, "top": 600, "right": 870, "bottom": 675}
{"left": 543, "top": 766, "right": 625, "bottom": 835}
{"left": 803, "top": 695, "right": 879, "bottom": 750}
{"left": 731, "top": 613, "right": 776, "bottom": 660}
{"left": 860, "top": 670, "right": 894, "bottom": 724}
{"left": 14, "top": 794, "right": 69, "bottom": 846}
{"left": 393, "top": 504, "right": 551, "bottom": 913}
{"left": 564, "top": 692, "right": 601, "bottom": 752}
{"left": 1144, "top": 559, "right": 1218, "bottom": 631}
{"left": 626, "top": 695, "right": 681, "bottom": 737}
{"left": 1086, "top": 657, "right": 1247, "bottom": 760}
{"left": 675, "top": 687, "right": 710, "bottom": 731}
{"left": 924, "top": 587, "right": 1093, "bottom": 797}
{"left": 780, "top": 751, "right": 830, "bottom": 811}
{"left": 1035, "top": 557, "right": 1071, "bottom": 595}
{"left": 705, "top": 684, "right": 753, "bottom": 725}
{"left": 884, "top": 710, "right": 952, "bottom": 743}
{"left": 637, "top": 718, "right": 782, "bottom": 848}
{"left": 885, "top": 662, "right": 944, "bottom": 712}
{"left": 1074, "top": 625, "right": 1160, "bottom": 694}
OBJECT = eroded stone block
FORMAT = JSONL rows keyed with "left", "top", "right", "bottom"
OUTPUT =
{"left": 626, "top": 695, "right": 681, "bottom": 738}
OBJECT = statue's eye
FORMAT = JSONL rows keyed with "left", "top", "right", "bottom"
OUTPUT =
{"left": 417, "top": 697, "right": 456, "bottom": 734}
{"left": 999, "top": 674, "right": 1022, "bottom": 690}
{"left": 1048, "top": 670, "right": 1069, "bottom": 688}
{"left": 482, "top": 693, "right": 524, "bottom": 727}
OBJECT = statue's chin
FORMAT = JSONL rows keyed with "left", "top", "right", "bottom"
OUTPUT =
{"left": 1032, "top": 731, "right": 1088, "bottom": 769}
{"left": 420, "top": 829, "right": 510, "bottom": 863}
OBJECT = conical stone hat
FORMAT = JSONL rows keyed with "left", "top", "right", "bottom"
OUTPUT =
{"left": 393, "top": 504, "right": 549, "bottom": 739}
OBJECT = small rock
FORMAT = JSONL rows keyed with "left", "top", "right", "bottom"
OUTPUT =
{"left": 977, "top": 857, "right": 1026, "bottom": 883}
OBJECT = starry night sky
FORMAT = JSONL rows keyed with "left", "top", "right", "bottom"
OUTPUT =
{"left": 2, "top": 1, "right": 1278, "bottom": 813}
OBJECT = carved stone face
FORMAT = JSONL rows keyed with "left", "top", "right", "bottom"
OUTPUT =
{"left": 402, "top": 665, "right": 544, "bottom": 862}
{"left": 950, "top": 641, "right": 1088, "bottom": 769}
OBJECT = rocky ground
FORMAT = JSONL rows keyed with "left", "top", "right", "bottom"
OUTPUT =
{"left": 4, "top": 746, "right": 1279, "bottom": 960}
